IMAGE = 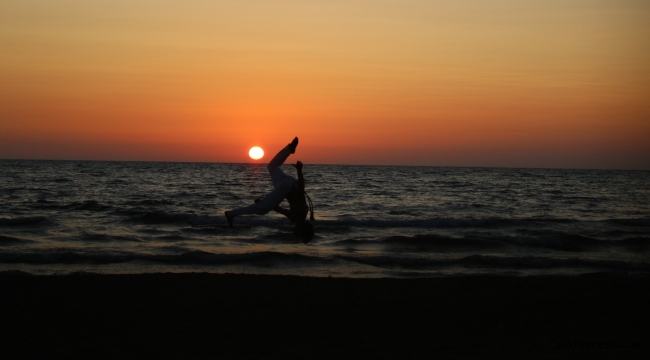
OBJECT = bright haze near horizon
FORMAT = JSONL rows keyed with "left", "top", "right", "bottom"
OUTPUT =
{"left": 1, "top": 0, "right": 648, "bottom": 169}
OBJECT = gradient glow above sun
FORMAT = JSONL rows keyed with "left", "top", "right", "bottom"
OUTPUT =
{"left": 249, "top": 147, "right": 264, "bottom": 160}
{"left": 1, "top": 1, "right": 648, "bottom": 169}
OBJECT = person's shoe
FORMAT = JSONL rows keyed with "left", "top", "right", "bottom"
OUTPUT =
{"left": 225, "top": 211, "right": 234, "bottom": 228}
{"left": 289, "top": 137, "right": 298, "bottom": 154}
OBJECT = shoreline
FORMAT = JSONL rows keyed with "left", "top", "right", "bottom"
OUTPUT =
{"left": 1, "top": 272, "right": 647, "bottom": 359}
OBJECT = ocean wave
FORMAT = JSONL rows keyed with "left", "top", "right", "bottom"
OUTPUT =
{"left": 177, "top": 214, "right": 650, "bottom": 237}
{"left": 128, "top": 211, "right": 188, "bottom": 224}
{"left": 186, "top": 215, "right": 222, "bottom": 226}
{"left": 155, "top": 234, "right": 190, "bottom": 241}
{"left": 0, "top": 250, "right": 332, "bottom": 267}
{"left": 320, "top": 216, "right": 582, "bottom": 229}
{"left": 182, "top": 226, "right": 230, "bottom": 234}
{"left": 63, "top": 200, "right": 111, "bottom": 211}
{"left": 321, "top": 217, "right": 514, "bottom": 228}
{"left": 387, "top": 209, "right": 421, "bottom": 216}
{"left": 498, "top": 234, "right": 650, "bottom": 252}
{"left": 334, "top": 254, "right": 650, "bottom": 272}
{"left": 0, "top": 216, "right": 50, "bottom": 226}
{"left": 0, "top": 235, "right": 35, "bottom": 245}
{"left": 125, "top": 199, "right": 174, "bottom": 206}
{"left": 186, "top": 215, "right": 296, "bottom": 229}
{"left": 181, "top": 215, "right": 519, "bottom": 229}
{"left": 332, "top": 235, "right": 505, "bottom": 250}
{"left": 315, "top": 216, "right": 650, "bottom": 231}
{"left": 606, "top": 217, "right": 650, "bottom": 227}
{"left": 160, "top": 251, "right": 327, "bottom": 266}
{"left": 3, "top": 248, "right": 647, "bottom": 274}
{"left": 3, "top": 187, "right": 26, "bottom": 193}
{"left": 80, "top": 233, "right": 142, "bottom": 242}
{"left": 330, "top": 234, "right": 650, "bottom": 253}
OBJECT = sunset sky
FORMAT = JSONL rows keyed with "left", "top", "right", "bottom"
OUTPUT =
{"left": 1, "top": 0, "right": 648, "bottom": 169}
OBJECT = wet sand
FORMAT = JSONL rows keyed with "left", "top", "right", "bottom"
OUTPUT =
{"left": 1, "top": 272, "right": 647, "bottom": 359}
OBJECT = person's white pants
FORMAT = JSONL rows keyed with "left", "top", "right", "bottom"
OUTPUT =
{"left": 229, "top": 144, "right": 296, "bottom": 217}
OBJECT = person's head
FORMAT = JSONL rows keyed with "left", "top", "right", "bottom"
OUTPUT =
{"left": 293, "top": 220, "right": 315, "bottom": 243}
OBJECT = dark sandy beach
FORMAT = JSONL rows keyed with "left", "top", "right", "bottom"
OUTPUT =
{"left": 1, "top": 272, "right": 647, "bottom": 359}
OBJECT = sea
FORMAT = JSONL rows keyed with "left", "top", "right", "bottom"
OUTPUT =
{"left": 1, "top": 159, "right": 649, "bottom": 277}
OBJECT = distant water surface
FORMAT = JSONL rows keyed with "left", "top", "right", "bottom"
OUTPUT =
{"left": 1, "top": 160, "right": 648, "bottom": 277}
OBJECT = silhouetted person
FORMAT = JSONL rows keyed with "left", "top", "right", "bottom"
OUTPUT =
{"left": 225, "top": 137, "right": 315, "bottom": 242}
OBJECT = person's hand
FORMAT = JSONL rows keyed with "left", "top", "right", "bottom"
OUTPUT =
{"left": 293, "top": 161, "right": 303, "bottom": 171}
{"left": 254, "top": 198, "right": 261, "bottom": 204}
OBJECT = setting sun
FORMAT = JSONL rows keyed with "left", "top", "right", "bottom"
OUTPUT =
{"left": 249, "top": 147, "right": 264, "bottom": 160}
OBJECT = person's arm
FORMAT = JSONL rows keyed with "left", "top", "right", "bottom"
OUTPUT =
{"left": 273, "top": 205, "right": 291, "bottom": 218}
{"left": 293, "top": 161, "right": 305, "bottom": 191}
{"left": 255, "top": 199, "right": 292, "bottom": 219}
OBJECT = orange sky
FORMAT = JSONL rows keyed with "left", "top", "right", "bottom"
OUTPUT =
{"left": 1, "top": 0, "right": 649, "bottom": 169}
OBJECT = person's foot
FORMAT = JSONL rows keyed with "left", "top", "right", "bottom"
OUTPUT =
{"left": 225, "top": 211, "right": 233, "bottom": 228}
{"left": 289, "top": 137, "right": 298, "bottom": 154}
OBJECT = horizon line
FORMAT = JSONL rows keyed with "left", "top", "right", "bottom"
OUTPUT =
{"left": 1, "top": 157, "right": 647, "bottom": 172}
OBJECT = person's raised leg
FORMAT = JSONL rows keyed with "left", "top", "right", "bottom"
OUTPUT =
{"left": 267, "top": 137, "right": 298, "bottom": 187}
{"left": 268, "top": 137, "right": 298, "bottom": 174}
